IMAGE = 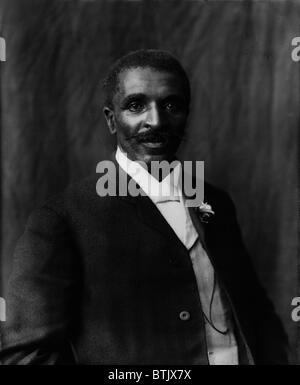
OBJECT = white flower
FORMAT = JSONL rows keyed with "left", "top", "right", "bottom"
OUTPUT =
{"left": 198, "top": 202, "right": 215, "bottom": 223}
{"left": 199, "top": 202, "right": 215, "bottom": 215}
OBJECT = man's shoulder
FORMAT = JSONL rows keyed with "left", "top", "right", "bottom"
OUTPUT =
{"left": 49, "top": 175, "right": 235, "bottom": 212}
{"left": 31, "top": 174, "right": 237, "bottom": 224}
{"left": 36, "top": 173, "right": 109, "bottom": 220}
{"left": 203, "top": 181, "right": 236, "bottom": 215}
{"left": 204, "top": 181, "right": 231, "bottom": 202}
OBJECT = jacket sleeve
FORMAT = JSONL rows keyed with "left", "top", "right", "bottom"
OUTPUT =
{"left": 0, "top": 206, "right": 81, "bottom": 364}
{"left": 222, "top": 192, "right": 290, "bottom": 364}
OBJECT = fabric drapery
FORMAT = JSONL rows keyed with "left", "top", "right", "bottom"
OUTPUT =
{"left": 0, "top": 0, "right": 298, "bottom": 362}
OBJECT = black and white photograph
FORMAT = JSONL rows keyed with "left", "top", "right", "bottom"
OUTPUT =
{"left": 0, "top": 0, "right": 298, "bottom": 369}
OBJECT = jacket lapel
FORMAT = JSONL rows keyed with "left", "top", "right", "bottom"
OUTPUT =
{"left": 188, "top": 206, "right": 207, "bottom": 248}
{"left": 109, "top": 152, "right": 185, "bottom": 248}
{"left": 187, "top": 186, "right": 217, "bottom": 257}
{"left": 135, "top": 194, "right": 186, "bottom": 249}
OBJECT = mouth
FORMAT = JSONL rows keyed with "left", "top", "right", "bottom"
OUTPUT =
{"left": 141, "top": 141, "right": 167, "bottom": 149}
{"left": 140, "top": 134, "right": 169, "bottom": 147}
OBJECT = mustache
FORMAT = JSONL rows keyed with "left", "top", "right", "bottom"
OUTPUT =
{"left": 127, "top": 129, "right": 185, "bottom": 143}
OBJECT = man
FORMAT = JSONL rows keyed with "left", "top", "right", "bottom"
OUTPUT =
{"left": 0, "top": 49, "right": 288, "bottom": 364}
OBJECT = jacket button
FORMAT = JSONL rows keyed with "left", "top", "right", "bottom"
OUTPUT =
{"left": 179, "top": 311, "right": 190, "bottom": 321}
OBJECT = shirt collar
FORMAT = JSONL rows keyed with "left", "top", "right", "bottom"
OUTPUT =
{"left": 115, "top": 146, "right": 182, "bottom": 203}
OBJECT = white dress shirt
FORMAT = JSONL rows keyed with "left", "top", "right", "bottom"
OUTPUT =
{"left": 116, "top": 147, "right": 239, "bottom": 365}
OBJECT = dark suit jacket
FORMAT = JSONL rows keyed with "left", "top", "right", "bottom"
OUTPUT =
{"left": 0, "top": 160, "right": 289, "bottom": 364}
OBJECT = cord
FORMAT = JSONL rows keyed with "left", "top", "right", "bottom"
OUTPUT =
{"left": 202, "top": 272, "right": 229, "bottom": 335}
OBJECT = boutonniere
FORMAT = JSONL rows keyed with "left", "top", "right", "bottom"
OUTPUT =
{"left": 198, "top": 202, "right": 215, "bottom": 223}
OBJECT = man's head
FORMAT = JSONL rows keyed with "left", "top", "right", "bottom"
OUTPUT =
{"left": 102, "top": 49, "right": 190, "bottom": 165}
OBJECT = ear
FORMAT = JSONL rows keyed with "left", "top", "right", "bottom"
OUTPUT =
{"left": 103, "top": 107, "right": 117, "bottom": 134}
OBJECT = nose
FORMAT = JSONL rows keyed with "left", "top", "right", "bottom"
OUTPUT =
{"left": 144, "top": 103, "right": 163, "bottom": 129}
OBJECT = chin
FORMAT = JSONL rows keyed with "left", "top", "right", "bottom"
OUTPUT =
{"left": 140, "top": 151, "right": 177, "bottom": 165}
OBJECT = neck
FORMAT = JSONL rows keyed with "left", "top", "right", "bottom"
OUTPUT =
{"left": 117, "top": 146, "right": 179, "bottom": 182}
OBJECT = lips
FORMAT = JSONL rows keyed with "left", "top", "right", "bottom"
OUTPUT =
{"left": 139, "top": 134, "right": 169, "bottom": 149}
{"left": 142, "top": 141, "right": 167, "bottom": 148}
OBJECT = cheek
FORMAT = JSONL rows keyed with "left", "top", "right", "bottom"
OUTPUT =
{"left": 117, "top": 113, "right": 144, "bottom": 132}
{"left": 170, "top": 115, "right": 187, "bottom": 129}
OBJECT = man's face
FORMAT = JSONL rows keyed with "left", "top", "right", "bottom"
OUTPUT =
{"left": 103, "top": 67, "right": 189, "bottom": 165}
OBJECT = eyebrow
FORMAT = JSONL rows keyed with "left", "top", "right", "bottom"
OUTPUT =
{"left": 121, "top": 93, "right": 147, "bottom": 106}
{"left": 121, "top": 93, "right": 186, "bottom": 107}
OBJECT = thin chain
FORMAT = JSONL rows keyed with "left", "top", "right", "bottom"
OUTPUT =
{"left": 202, "top": 272, "right": 229, "bottom": 335}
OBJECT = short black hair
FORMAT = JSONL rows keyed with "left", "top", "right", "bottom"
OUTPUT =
{"left": 102, "top": 49, "right": 191, "bottom": 109}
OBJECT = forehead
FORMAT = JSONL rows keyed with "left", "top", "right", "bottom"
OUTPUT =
{"left": 115, "top": 67, "right": 185, "bottom": 98}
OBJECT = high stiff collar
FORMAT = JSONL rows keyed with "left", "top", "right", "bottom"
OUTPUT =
{"left": 115, "top": 146, "right": 182, "bottom": 203}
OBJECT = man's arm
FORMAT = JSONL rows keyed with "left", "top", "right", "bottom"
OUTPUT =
{"left": 222, "top": 192, "right": 290, "bottom": 364}
{"left": 0, "top": 206, "right": 81, "bottom": 364}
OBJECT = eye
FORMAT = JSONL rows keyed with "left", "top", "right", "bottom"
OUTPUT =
{"left": 164, "top": 101, "right": 182, "bottom": 113}
{"left": 128, "top": 101, "right": 145, "bottom": 113}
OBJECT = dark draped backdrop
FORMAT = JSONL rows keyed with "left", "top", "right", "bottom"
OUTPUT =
{"left": 0, "top": 0, "right": 299, "bottom": 363}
